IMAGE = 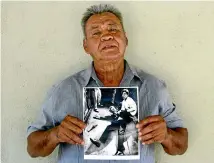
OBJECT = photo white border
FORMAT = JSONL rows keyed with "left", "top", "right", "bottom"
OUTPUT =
{"left": 83, "top": 86, "right": 140, "bottom": 160}
{"left": 84, "top": 154, "right": 140, "bottom": 160}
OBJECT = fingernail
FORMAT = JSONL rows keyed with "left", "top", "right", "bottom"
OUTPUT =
{"left": 136, "top": 124, "right": 139, "bottom": 128}
{"left": 142, "top": 142, "right": 145, "bottom": 145}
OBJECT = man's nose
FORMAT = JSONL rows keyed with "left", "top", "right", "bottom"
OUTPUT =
{"left": 101, "top": 33, "right": 113, "bottom": 41}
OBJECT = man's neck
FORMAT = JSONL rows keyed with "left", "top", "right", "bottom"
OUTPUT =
{"left": 93, "top": 59, "right": 125, "bottom": 87}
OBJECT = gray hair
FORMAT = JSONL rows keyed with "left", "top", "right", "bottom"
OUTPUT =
{"left": 81, "top": 4, "right": 125, "bottom": 38}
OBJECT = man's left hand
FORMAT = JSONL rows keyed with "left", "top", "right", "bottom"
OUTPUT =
{"left": 136, "top": 115, "right": 168, "bottom": 145}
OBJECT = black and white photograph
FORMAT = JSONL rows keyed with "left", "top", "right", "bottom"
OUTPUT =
{"left": 83, "top": 87, "right": 140, "bottom": 160}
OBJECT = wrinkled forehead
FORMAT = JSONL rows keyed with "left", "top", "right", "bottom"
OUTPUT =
{"left": 85, "top": 12, "right": 122, "bottom": 30}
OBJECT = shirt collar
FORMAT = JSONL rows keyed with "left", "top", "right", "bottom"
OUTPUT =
{"left": 128, "top": 63, "right": 143, "bottom": 82}
{"left": 82, "top": 59, "right": 143, "bottom": 87}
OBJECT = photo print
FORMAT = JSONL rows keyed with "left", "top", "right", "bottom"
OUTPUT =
{"left": 83, "top": 87, "right": 140, "bottom": 160}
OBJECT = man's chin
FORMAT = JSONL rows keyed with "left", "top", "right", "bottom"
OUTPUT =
{"left": 101, "top": 52, "right": 124, "bottom": 61}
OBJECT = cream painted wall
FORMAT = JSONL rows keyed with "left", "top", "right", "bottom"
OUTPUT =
{"left": 2, "top": 1, "right": 214, "bottom": 163}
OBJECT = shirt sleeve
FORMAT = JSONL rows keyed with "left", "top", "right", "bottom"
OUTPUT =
{"left": 158, "top": 81, "right": 184, "bottom": 129}
{"left": 26, "top": 86, "right": 58, "bottom": 137}
{"left": 127, "top": 98, "right": 137, "bottom": 115}
{"left": 121, "top": 101, "right": 125, "bottom": 111}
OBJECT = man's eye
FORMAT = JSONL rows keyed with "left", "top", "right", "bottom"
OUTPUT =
{"left": 92, "top": 32, "right": 101, "bottom": 36}
{"left": 109, "top": 28, "right": 118, "bottom": 32}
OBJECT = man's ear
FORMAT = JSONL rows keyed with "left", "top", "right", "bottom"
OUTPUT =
{"left": 83, "top": 39, "right": 89, "bottom": 54}
{"left": 124, "top": 33, "right": 128, "bottom": 46}
{"left": 126, "top": 37, "right": 128, "bottom": 46}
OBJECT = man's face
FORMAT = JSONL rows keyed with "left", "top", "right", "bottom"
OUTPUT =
{"left": 122, "top": 92, "right": 128, "bottom": 100}
{"left": 83, "top": 12, "right": 128, "bottom": 63}
{"left": 109, "top": 106, "right": 118, "bottom": 115}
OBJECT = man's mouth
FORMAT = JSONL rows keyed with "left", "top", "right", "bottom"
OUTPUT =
{"left": 102, "top": 45, "right": 117, "bottom": 50}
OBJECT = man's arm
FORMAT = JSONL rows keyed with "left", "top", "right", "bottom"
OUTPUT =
{"left": 136, "top": 115, "right": 188, "bottom": 155}
{"left": 27, "top": 115, "right": 86, "bottom": 157}
{"left": 161, "top": 127, "right": 188, "bottom": 155}
{"left": 120, "top": 101, "right": 125, "bottom": 111}
{"left": 27, "top": 127, "right": 59, "bottom": 157}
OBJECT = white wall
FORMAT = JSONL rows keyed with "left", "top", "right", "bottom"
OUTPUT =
{"left": 2, "top": 1, "right": 214, "bottom": 163}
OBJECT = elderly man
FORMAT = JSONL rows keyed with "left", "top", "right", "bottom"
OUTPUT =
{"left": 27, "top": 4, "right": 188, "bottom": 163}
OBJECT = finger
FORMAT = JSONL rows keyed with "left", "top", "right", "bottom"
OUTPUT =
{"left": 140, "top": 130, "right": 159, "bottom": 142}
{"left": 136, "top": 115, "right": 162, "bottom": 129}
{"left": 142, "top": 132, "right": 163, "bottom": 145}
{"left": 57, "top": 132, "right": 76, "bottom": 144}
{"left": 61, "top": 120, "right": 83, "bottom": 134}
{"left": 140, "top": 122, "right": 161, "bottom": 135}
{"left": 66, "top": 115, "right": 86, "bottom": 129}
{"left": 139, "top": 132, "right": 153, "bottom": 142}
{"left": 142, "top": 138, "right": 154, "bottom": 145}
{"left": 63, "top": 129, "right": 84, "bottom": 145}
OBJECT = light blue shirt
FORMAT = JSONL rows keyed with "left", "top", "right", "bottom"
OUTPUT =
{"left": 27, "top": 60, "right": 183, "bottom": 163}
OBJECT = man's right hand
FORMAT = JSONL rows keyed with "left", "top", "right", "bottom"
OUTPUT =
{"left": 27, "top": 115, "right": 86, "bottom": 157}
{"left": 55, "top": 115, "right": 86, "bottom": 145}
